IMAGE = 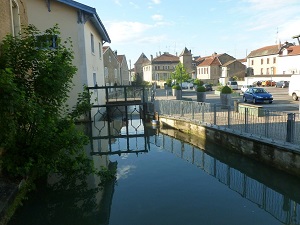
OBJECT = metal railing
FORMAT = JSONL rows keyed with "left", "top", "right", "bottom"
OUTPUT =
{"left": 154, "top": 100, "right": 300, "bottom": 146}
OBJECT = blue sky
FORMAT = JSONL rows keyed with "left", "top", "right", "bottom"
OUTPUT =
{"left": 79, "top": 0, "right": 300, "bottom": 65}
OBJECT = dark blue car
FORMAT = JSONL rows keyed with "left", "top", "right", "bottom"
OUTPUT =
{"left": 243, "top": 87, "right": 273, "bottom": 104}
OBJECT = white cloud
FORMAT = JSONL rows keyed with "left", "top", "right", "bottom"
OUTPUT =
{"left": 244, "top": 0, "right": 298, "bottom": 11}
{"left": 106, "top": 21, "right": 153, "bottom": 43}
{"left": 152, "top": 14, "right": 163, "bottom": 21}
{"left": 116, "top": 165, "right": 136, "bottom": 180}
{"left": 114, "top": 0, "right": 122, "bottom": 6}
{"left": 152, "top": 0, "right": 161, "bottom": 4}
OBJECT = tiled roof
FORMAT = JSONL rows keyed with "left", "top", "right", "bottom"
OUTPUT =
{"left": 152, "top": 52, "right": 179, "bottom": 63}
{"left": 247, "top": 44, "right": 281, "bottom": 58}
{"left": 103, "top": 46, "right": 109, "bottom": 53}
{"left": 237, "top": 58, "right": 247, "bottom": 62}
{"left": 282, "top": 45, "right": 300, "bottom": 56}
{"left": 135, "top": 53, "right": 150, "bottom": 65}
{"left": 222, "top": 60, "right": 236, "bottom": 67}
{"left": 197, "top": 56, "right": 221, "bottom": 67}
{"left": 117, "top": 55, "right": 125, "bottom": 63}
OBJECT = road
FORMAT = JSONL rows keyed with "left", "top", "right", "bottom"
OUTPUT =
{"left": 154, "top": 86, "right": 300, "bottom": 113}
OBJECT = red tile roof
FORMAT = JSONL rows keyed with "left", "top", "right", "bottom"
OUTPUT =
{"left": 152, "top": 52, "right": 179, "bottom": 63}
{"left": 247, "top": 44, "right": 281, "bottom": 58}
{"left": 284, "top": 45, "right": 300, "bottom": 56}
{"left": 197, "top": 56, "right": 221, "bottom": 67}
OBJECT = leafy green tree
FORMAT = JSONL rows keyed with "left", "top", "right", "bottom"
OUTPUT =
{"left": 0, "top": 25, "right": 97, "bottom": 180}
{"left": 171, "top": 62, "right": 190, "bottom": 84}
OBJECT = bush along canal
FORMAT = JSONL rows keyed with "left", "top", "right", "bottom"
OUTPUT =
{"left": 7, "top": 119, "right": 300, "bottom": 225}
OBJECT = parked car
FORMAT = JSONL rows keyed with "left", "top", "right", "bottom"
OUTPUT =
{"left": 203, "top": 84, "right": 213, "bottom": 91}
{"left": 262, "top": 80, "right": 276, "bottom": 86}
{"left": 275, "top": 80, "right": 289, "bottom": 88}
{"left": 243, "top": 87, "right": 273, "bottom": 104}
{"left": 241, "top": 84, "right": 253, "bottom": 93}
{"left": 227, "top": 81, "right": 238, "bottom": 90}
{"left": 180, "top": 82, "right": 193, "bottom": 89}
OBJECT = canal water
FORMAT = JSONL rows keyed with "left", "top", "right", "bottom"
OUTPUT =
{"left": 8, "top": 118, "right": 300, "bottom": 225}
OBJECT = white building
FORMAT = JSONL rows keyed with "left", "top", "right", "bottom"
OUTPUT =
{"left": 277, "top": 45, "right": 300, "bottom": 75}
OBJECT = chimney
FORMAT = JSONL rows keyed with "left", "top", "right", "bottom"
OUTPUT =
{"left": 151, "top": 55, "right": 153, "bottom": 61}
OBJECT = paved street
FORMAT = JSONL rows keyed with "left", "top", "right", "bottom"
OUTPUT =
{"left": 154, "top": 86, "right": 300, "bottom": 113}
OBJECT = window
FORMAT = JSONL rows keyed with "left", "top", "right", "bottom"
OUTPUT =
{"left": 104, "top": 67, "right": 108, "bottom": 78}
{"left": 114, "top": 68, "right": 117, "bottom": 78}
{"left": 266, "top": 68, "right": 269, "bottom": 74}
{"left": 91, "top": 33, "right": 94, "bottom": 53}
{"left": 273, "top": 57, "right": 276, "bottom": 63}
{"left": 99, "top": 43, "right": 102, "bottom": 59}
{"left": 36, "top": 35, "right": 58, "bottom": 49}
{"left": 261, "top": 59, "right": 263, "bottom": 65}
{"left": 251, "top": 60, "right": 254, "bottom": 65}
{"left": 11, "top": 0, "right": 21, "bottom": 36}
{"left": 267, "top": 58, "right": 269, "bottom": 64}
{"left": 109, "top": 56, "right": 111, "bottom": 62}
{"left": 261, "top": 68, "right": 263, "bottom": 75}
{"left": 93, "top": 73, "right": 97, "bottom": 86}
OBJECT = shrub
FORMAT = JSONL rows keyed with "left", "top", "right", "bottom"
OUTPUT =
{"left": 172, "top": 84, "right": 181, "bottom": 90}
{"left": 221, "top": 85, "right": 233, "bottom": 94}
{"left": 196, "top": 85, "right": 206, "bottom": 92}
{"left": 194, "top": 79, "right": 203, "bottom": 86}
{"left": 166, "top": 79, "right": 172, "bottom": 87}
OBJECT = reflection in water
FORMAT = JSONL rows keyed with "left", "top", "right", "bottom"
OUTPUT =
{"left": 149, "top": 129, "right": 300, "bottom": 225}
{"left": 8, "top": 118, "right": 300, "bottom": 225}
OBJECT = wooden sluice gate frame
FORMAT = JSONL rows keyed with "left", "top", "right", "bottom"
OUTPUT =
{"left": 87, "top": 85, "right": 155, "bottom": 156}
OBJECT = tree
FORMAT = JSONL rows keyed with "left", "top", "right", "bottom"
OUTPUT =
{"left": 0, "top": 25, "right": 96, "bottom": 180}
{"left": 171, "top": 62, "right": 190, "bottom": 84}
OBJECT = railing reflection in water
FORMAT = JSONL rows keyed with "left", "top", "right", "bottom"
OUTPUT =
{"left": 150, "top": 131, "right": 300, "bottom": 225}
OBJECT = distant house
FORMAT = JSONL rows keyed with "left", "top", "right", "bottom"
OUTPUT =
{"left": 277, "top": 44, "right": 300, "bottom": 75}
{"left": 221, "top": 60, "right": 246, "bottom": 79}
{"left": 143, "top": 52, "right": 179, "bottom": 85}
{"left": 134, "top": 53, "right": 150, "bottom": 82}
{"left": 141, "top": 48, "right": 194, "bottom": 86}
{"left": 117, "top": 54, "right": 129, "bottom": 85}
{"left": 0, "top": 0, "right": 28, "bottom": 39}
{"left": 103, "top": 46, "right": 121, "bottom": 86}
{"left": 26, "top": 0, "right": 111, "bottom": 119}
{"left": 246, "top": 44, "right": 282, "bottom": 76}
{"left": 196, "top": 53, "right": 238, "bottom": 85}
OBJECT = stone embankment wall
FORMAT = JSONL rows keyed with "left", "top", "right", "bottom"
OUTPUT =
{"left": 159, "top": 116, "right": 300, "bottom": 178}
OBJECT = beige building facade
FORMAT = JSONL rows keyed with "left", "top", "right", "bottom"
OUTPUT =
{"left": 0, "top": 0, "right": 28, "bottom": 39}
{"left": 26, "top": 0, "right": 110, "bottom": 119}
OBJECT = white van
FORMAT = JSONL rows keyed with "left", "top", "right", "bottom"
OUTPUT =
{"left": 288, "top": 74, "right": 300, "bottom": 101}
{"left": 227, "top": 81, "right": 238, "bottom": 90}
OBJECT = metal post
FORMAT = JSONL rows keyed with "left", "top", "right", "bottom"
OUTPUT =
{"left": 192, "top": 102, "right": 195, "bottom": 120}
{"left": 227, "top": 106, "right": 231, "bottom": 128}
{"left": 244, "top": 108, "right": 248, "bottom": 133}
{"left": 202, "top": 103, "right": 205, "bottom": 122}
{"left": 181, "top": 101, "right": 184, "bottom": 117}
{"left": 264, "top": 110, "right": 269, "bottom": 138}
{"left": 213, "top": 104, "right": 217, "bottom": 125}
{"left": 286, "top": 113, "right": 295, "bottom": 143}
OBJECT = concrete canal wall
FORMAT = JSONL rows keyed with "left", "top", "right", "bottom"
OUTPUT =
{"left": 159, "top": 116, "right": 300, "bottom": 178}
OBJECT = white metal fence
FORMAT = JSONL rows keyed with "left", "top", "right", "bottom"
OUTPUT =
{"left": 154, "top": 100, "right": 300, "bottom": 146}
